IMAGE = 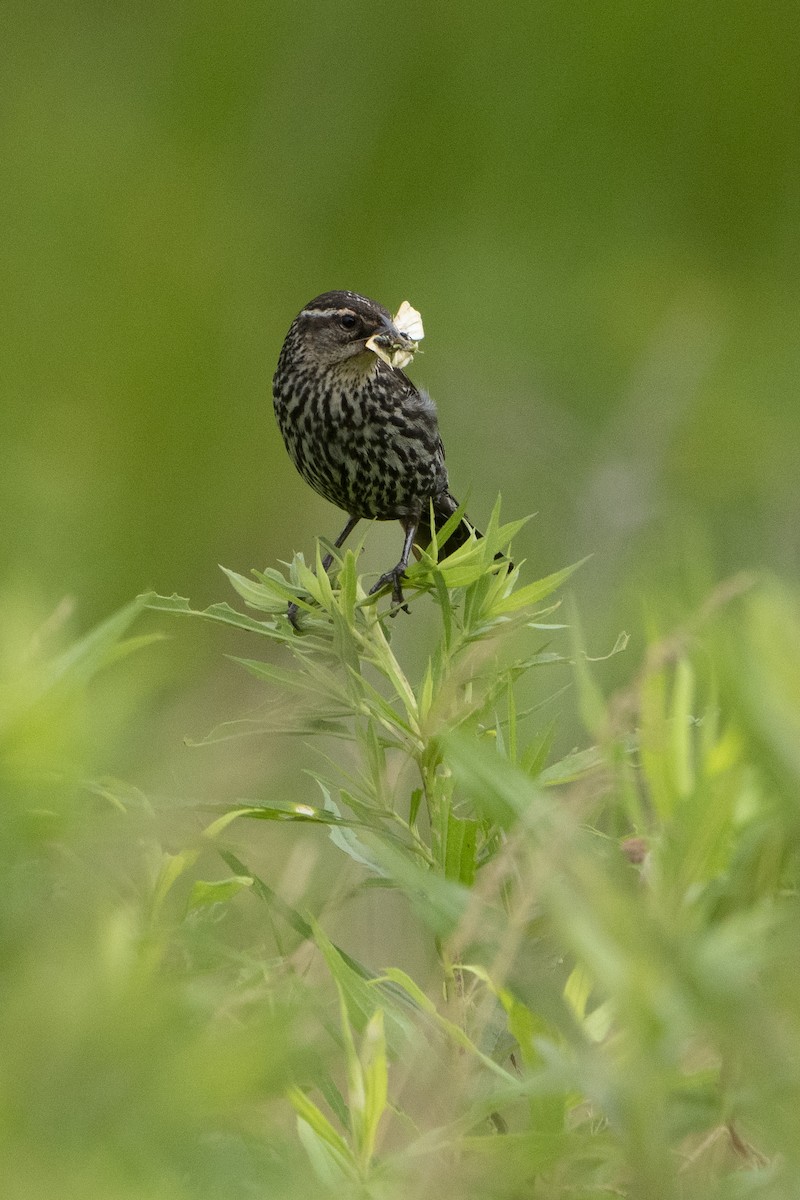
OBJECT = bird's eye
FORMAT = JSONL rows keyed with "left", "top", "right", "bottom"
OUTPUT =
{"left": 338, "top": 313, "right": 357, "bottom": 331}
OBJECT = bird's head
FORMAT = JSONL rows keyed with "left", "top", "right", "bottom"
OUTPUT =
{"left": 286, "top": 291, "right": 420, "bottom": 372}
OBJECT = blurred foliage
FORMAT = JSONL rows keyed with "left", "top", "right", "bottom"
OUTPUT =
{"left": 5, "top": 539, "right": 800, "bottom": 1196}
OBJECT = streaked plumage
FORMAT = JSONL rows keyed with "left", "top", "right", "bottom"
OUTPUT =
{"left": 272, "top": 290, "right": 478, "bottom": 616}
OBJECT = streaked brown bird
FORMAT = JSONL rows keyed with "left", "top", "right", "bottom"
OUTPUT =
{"left": 272, "top": 290, "right": 482, "bottom": 617}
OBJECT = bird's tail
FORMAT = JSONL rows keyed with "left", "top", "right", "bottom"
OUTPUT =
{"left": 416, "top": 492, "right": 513, "bottom": 569}
{"left": 416, "top": 492, "right": 482, "bottom": 556}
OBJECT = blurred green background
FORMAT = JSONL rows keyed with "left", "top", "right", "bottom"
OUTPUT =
{"left": 2, "top": 4, "right": 800, "bottom": 1195}
{"left": 3, "top": 0, "right": 797, "bottom": 641}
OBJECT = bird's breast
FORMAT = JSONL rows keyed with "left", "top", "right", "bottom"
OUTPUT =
{"left": 272, "top": 360, "right": 448, "bottom": 519}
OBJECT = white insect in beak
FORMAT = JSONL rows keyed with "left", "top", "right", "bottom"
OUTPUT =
{"left": 365, "top": 301, "right": 425, "bottom": 371}
{"left": 393, "top": 300, "right": 425, "bottom": 342}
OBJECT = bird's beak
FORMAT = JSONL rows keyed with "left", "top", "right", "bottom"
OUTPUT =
{"left": 365, "top": 308, "right": 423, "bottom": 370}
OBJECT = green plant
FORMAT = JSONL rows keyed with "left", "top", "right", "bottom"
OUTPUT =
{"left": 5, "top": 518, "right": 800, "bottom": 1198}
{"left": 140, "top": 530, "right": 800, "bottom": 1198}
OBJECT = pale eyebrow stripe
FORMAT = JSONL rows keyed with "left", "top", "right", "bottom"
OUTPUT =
{"left": 300, "top": 307, "right": 357, "bottom": 319}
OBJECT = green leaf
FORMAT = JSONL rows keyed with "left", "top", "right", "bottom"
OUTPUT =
{"left": 356, "top": 1008, "right": 388, "bottom": 1171}
{"left": 151, "top": 848, "right": 202, "bottom": 918}
{"left": 670, "top": 655, "right": 696, "bottom": 800}
{"left": 444, "top": 810, "right": 478, "bottom": 887}
{"left": 218, "top": 851, "right": 384, "bottom": 985}
{"left": 442, "top": 729, "right": 546, "bottom": 828}
{"left": 492, "top": 558, "right": 589, "bottom": 616}
{"left": 221, "top": 566, "right": 290, "bottom": 612}
{"left": 567, "top": 596, "right": 610, "bottom": 739}
{"left": 364, "top": 839, "right": 476, "bottom": 939}
{"left": 338, "top": 549, "right": 359, "bottom": 625}
{"left": 538, "top": 745, "right": 605, "bottom": 786}
{"left": 141, "top": 591, "right": 279, "bottom": 637}
{"left": 186, "top": 875, "right": 253, "bottom": 911}
{"left": 202, "top": 799, "right": 383, "bottom": 835}
{"left": 379, "top": 968, "right": 514, "bottom": 1081}
{"left": 289, "top": 1089, "right": 355, "bottom": 1182}
{"left": 418, "top": 660, "right": 434, "bottom": 723}
{"left": 27, "top": 596, "right": 149, "bottom": 705}
{"left": 318, "top": 786, "right": 391, "bottom": 877}
{"left": 310, "top": 918, "right": 416, "bottom": 1056}
{"left": 230, "top": 657, "right": 349, "bottom": 707}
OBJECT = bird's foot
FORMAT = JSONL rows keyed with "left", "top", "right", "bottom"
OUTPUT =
{"left": 287, "top": 600, "right": 302, "bottom": 629}
{"left": 369, "top": 565, "right": 410, "bottom": 615}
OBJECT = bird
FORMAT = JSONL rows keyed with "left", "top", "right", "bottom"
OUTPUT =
{"left": 272, "top": 290, "right": 483, "bottom": 620}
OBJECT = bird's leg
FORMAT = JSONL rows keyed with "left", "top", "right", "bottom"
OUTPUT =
{"left": 321, "top": 514, "right": 361, "bottom": 572}
{"left": 368, "top": 517, "right": 419, "bottom": 614}
{"left": 288, "top": 514, "right": 360, "bottom": 627}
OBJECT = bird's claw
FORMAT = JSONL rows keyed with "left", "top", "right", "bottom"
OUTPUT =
{"left": 369, "top": 566, "right": 409, "bottom": 615}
